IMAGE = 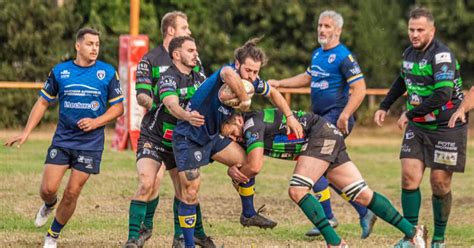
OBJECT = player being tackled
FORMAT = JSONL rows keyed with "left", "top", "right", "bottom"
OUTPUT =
{"left": 222, "top": 109, "right": 427, "bottom": 247}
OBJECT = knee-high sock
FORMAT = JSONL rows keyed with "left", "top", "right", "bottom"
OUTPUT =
{"left": 143, "top": 196, "right": 159, "bottom": 230}
{"left": 402, "top": 188, "right": 421, "bottom": 225}
{"left": 312, "top": 176, "right": 334, "bottom": 219}
{"left": 367, "top": 192, "right": 416, "bottom": 238}
{"left": 194, "top": 203, "right": 207, "bottom": 238}
{"left": 239, "top": 177, "right": 256, "bottom": 218}
{"left": 173, "top": 197, "right": 183, "bottom": 238}
{"left": 298, "top": 193, "right": 341, "bottom": 245}
{"left": 178, "top": 202, "right": 197, "bottom": 247}
{"left": 128, "top": 200, "right": 147, "bottom": 240}
{"left": 331, "top": 184, "right": 368, "bottom": 218}
{"left": 432, "top": 191, "right": 452, "bottom": 242}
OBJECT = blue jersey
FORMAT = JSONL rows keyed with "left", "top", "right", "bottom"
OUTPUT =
{"left": 173, "top": 65, "right": 271, "bottom": 146}
{"left": 40, "top": 60, "right": 123, "bottom": 151}
{"left": 306, "top": 44, "right": 364, "bottom": 116}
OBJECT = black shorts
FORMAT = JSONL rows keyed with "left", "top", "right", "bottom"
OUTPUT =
{"left": 301, "top": 119, "right": 351, "bottom": 169}
{"left": 136, "top": 138, "right": 176, "bottom": 170}
{"left": 172, "top": 133, "right": 232, "bottom": 172}
{"left": 400, "top": 123, "right": 467, "bottom": 173}
{"left": 44, "top": 145, "right": 103, "bottom": 174}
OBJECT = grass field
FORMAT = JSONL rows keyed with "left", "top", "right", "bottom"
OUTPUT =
{"left": 1, "top": 126, "right": 473, "bottom": 247}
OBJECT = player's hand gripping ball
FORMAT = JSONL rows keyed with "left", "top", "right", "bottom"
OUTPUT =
{"left": 218, "top": 79, "right": 255, "bottom": 108}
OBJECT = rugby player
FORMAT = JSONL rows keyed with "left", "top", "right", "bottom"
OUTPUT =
{"left": 222, "top": 109, "right": 427, "bottom": 247}
{"left": 172, "top": 38, "right": 304, "bottom": 247}
{"left": 5, "top": 28, "right": 124, "bottom": 248}
{"left": 268, "top": 10, "right": 375, "bottom": 238}
{"left": 374, "top": 7, "right": 466, "bottom": 248}
{"left": 130, "top": 11, "right": 214, "bottom": 247}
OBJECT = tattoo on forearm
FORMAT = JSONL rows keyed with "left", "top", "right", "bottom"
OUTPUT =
{"left": 185, "top": 168, "right": 200, "bottom": 181}
{"left": 137, "top": 94, "right": 152, "bottom": 109}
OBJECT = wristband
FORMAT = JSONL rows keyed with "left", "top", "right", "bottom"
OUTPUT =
{"left": 285, "top": 113, "right": 294, "bottom": 118}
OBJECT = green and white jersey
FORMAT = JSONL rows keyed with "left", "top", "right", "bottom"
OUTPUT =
{"left": 401, "top": 39, "right": 463, "bottom": 130}
{"left": 242, "top": 109, "right": 321, "bottom": 160}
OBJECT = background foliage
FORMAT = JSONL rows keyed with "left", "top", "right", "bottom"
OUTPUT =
{"left": 1, "top": 0, "right": 473, "bottom": 127}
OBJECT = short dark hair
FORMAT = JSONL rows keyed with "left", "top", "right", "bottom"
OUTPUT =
{"left": 76, "top": 27, "right": 100, "bottom": 42}
{"left": 409, "top": 7, "right": 435, "bottom": 24}
{"left": 161, "top": 11, "right": 188, "bottom": 37}
{"left": 169, "top": 36, "right": 195, "bottom": 59}
{"left": 234, "top": 37, "right": 267, "bottom": 66}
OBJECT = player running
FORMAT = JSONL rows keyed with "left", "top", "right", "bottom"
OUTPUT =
{"left": 222, "top": 109, "right": 427, "bottom": 248}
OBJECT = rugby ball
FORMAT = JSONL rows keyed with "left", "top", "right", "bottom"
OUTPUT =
{"left": 218, "top": 79, "right": 255, "bottom": 107}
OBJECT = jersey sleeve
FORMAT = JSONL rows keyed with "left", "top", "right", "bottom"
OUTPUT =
{"left": 107, "top": 71, "right": 124, "bottom": 105}
{"left": 243, "top": 114, "right": 265, "bottom": 153}
{"left": 305, "top": 50, "right": 317, "bottom": 76}
{"left": 39, "top": 71, "right": 59, "bottom": 102}
{"left": 340, "top": 54, "right": 364, "bottom": 84}
{"left": 432, "top": 51, "right": 456, "bottom": 88}
{"left": 135, "top": 58, "right": 153, "bottom": 97}
{"left": 252, "top": 78, "right": 271, "bottom": 97}
{"left": 158, "top": 74, "right": 179, "bottom": 101}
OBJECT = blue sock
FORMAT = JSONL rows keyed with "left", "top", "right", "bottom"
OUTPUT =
{"left": 178, "top": 202, "right": 197, "bottom": 248}
{"left": 312, "top": 176, "right": 334, "bottom": 219}
{"left": 47, "top": 218, "right": 64, "bottom": 239}
{"left": 239, "top": 177, "right": 256, "bottom": 218}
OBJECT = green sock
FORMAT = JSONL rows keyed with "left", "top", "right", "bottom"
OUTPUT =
{"left": 143, "top": 196, "right": 159, "bottom": 230}
{"left": 194, "top": 203, "right": 207, "bottom": 239}
{"left": 128, "top": 200, "right": 147, "bottom": 240}
{"left": 402, "top": 188, "right": 421, "bottom": 225}
{"left": 368, "top": 192, "right": 415, "bottom": 238}
{"left": 298, "top": 193, "right": 341, "bottom": 245}
{"left": 173, "top": 197, "right": 183, "bottom": 238}
{"left": 432, "top": 192, "right": 452, "bottom": 242}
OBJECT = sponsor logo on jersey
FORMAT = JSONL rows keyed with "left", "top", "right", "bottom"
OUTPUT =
{"left": 60, "top": 70, "right": 70, "bottom": 79}
{"left": 244, "top": 118, "right": 254, "bottom": 131}
{"left": 313, "top": 52, "right": 319, "bottom": 59}
{"left": 434, "top": 64, "right": 454, "bottom": 81}
{"left": 159, "top": 66, "right": 170, "bottom": 73}
{"left": 50, "top": 149, "right": 57, "bottom": 159}
{"left": 245, "top": 131, "right": 259, "bottom": 146}
{"left": 403, "top": 61, "right": 414, "bottom": 70}
{"left": 194, "top": 151, "right": 202, "bottom": 162}
{"left": 405, "top": 78, "right": 413, "bottom": 86}
{"left": 410, "top": 94, "right": 421, "bottom": 106}
{"left": 97, "top": 70, "right": 106, "bottom": 80}
{"left": 435, "top": 52, "right": 452, "bottom": 64}
{"left": 218, "top": 106, "right": 231, "bottom": 116}
{"left": 311, "top": 80, "right": 329, "bottom": 90}
{"left": 64, "top": 101, "right": 100, "bottom": 111}
{"left": 328, "top": 54, "right": 336, "bottom": 63}
{"left": 85, "top": 164, "right": 93, "bottom": 169}
{"left": 435, "top": 141, "right": 458, "bottom": 151}
{"left": 405, "top": 130, "right": 415, "bottom": 140}
{"left": 434, "top": 150, "right": 457, "bottom": 166}
{"left": 350, "top": 65, "right": 361, "bottom": 75}
{"left": 309, "top": 65, "right": 330, "bottom": 78}
{"left": 78, "top": 155, "right": 93, "bottom": 164}
{"left": 321, "top": 139, "right": 336, "bottom": 154}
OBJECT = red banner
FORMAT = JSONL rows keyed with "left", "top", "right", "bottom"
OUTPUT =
{"left": 112, "top": 35, "right": 149, "bottom": 151}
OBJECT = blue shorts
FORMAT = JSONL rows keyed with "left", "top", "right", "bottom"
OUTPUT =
{"left": 172, "top": 133, "right": 232, "bottom": 172}
{"left": 44, "top": 145, "right": 103, "bottom": 174}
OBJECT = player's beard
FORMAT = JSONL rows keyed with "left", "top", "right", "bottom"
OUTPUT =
{"left": 182, "top": 56, "right": 197, "bottom": 69}
{"left": 318, "top": 34, "right": 334, "bottom": 46}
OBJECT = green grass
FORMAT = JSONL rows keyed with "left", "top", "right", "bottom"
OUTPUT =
{"left": 1, "top": 128, "right": 473, "bottom": 247}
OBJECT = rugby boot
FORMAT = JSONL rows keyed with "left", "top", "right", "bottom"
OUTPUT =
{"left": 172, "top": 235, "right": 185, "bottom": 248}
{"left": 35, "top": 201, "right": 58, "bottom": 227}
{"left": 431, "top": 240, "right": 445, "bottom": 248}
{"left": 360, "top": 210, "right": 377, "bottom": 239}
{"left": 327, "top": 239, "right": 348, "bottom": 248}
{"left": 305, "top": 217, "right": 339, "bottom": 237}
{"left": 43, "top": 235, "right": 57, "bottom": 248}
{"left": 124, "top": 237, "right": 141, "bottom": 248}
{"left": 137, "top": 224, "right": 152, "bottom": 247}
{"left": 194, "top": 235, "right": 216, "bottom": 248}
{"left": 240, "top": 205, "right": 277, "bottom": 229}
{"left": 393, "top": 225, "right": 427, "bottom": 248}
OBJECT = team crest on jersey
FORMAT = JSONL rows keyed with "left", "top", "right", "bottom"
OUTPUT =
{"left": 194, "top": 151, "right": 202, "bottom": 162}
{"left": 328, "top": 54, "right": 336, "bottom": 63}
{"left": 419, "top": 59, "right": 428, "bottom": 69}
{"left": 50, "top": 149, "right": 57, "bottom": 159}
{"left": 97, "top": 70, "right": 106, "bottom": 80}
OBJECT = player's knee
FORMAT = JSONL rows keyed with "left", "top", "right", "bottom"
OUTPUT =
{"left": 288, "top": 174, "right": 314, "bottom": 203}
{"left": 352, "top": 187, "right": 373, "bottom": 206}
{"left": 430, "top": 179, "right": 451, "bottom": 195}
{"left": 182, "top": 188, "right": 198, "bottom": 204}
{"left": 247, "top": 165, "right": 262, "bottom": 178}
{"left": 138, "top": 179, "right": 155, "bottom": 197}
{"left": 62, "top": 188, "right": 81, "bottom": 203}
{"left": 40, "top": 186, "right": 57, "bottom": 199}
{"left": 401, "top": 173, "right": 421, "bottom": 189}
